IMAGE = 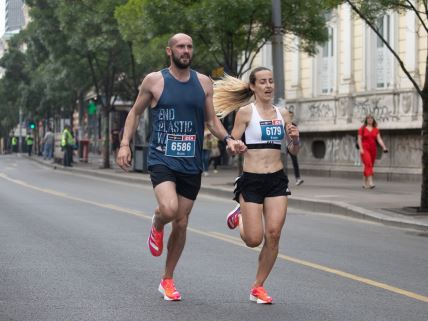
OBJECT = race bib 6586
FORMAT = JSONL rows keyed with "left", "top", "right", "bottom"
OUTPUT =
{"left": 165, "top": 134, "right": 196, "bottom": 157}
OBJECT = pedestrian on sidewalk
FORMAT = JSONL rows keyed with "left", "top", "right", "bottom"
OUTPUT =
{"left": 202, "top": 129, "right": 212, "bottom": 176}
{"left": 287, "top": 111, "right": 303, "bottom": 186}
{"left": 116, "top": 33, "right": 246, "bottom": 302}
{"left": 43, "top": 127, "right": 54, "bottom": 160}
{"left": 111, "top": 127, "right": 120, "bottom": 161}
{"left": 213, "top": 67, "right": 300, "bottom": 304}
{"left": 25, "top": 132, "right": 34, "bottom": 157}
{"left": 357, "top": 115, "right": 388, "bottom": 189}
{"left": 208, "top": 135, "right": 221, "bottom": 174}
{"left": 10, "top": 135, "right": 18, "bottom": 153}
{"left": 61, "top": 125, "right": 75, "bottom": 167}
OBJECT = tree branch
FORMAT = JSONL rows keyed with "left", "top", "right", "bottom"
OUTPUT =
{"left": 86, "top": 53, "right": 101, "bottom": 100}
{"left": 197, "top": 34, "right": 223, "bottom": 67}
{"left": 238, "top": 39, "right": 268, "bottom": 77}
{"left": 127, "top": 42, "right": 139, "bottom": 99}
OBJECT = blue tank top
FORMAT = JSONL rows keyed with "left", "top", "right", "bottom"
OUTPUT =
{"left": 148, "top": 68, "right": 206, "bottom": 173}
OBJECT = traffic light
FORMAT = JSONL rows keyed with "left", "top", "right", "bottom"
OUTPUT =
{"left": 28, "top": 121, "right": 36, "bottom": 129}
{"left": 88, "top": 100, "right": 97, "bottom": 115}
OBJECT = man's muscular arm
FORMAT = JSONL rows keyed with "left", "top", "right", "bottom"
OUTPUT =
{"left": 116, "top": 73, "right": 157, "bottom": 170}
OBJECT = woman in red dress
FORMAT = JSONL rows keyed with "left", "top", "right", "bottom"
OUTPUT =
{"left": 357, "top": 115, "right": 388, "bottom": 188}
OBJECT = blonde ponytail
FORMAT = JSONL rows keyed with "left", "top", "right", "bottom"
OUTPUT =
{"left": 213, "top": 74, "right": 253, "bottom": 119}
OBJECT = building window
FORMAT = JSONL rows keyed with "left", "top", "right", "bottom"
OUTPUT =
{"left": 261, "top": 41, "right": 273, "bottom": 71}
{"left": 375, "top": 15, "right": 392, "bottom": 89}
{"left": 366, "top": 13, "right": 394, "bottom": 90}
{"left": 314, "top": 14, "right": 337, "bottom": 97}
{"left": 320, "top": 27, "right": 335, "bottom": 94}
{"left": 312, "top": 140, "right": 326, "bottom": 159}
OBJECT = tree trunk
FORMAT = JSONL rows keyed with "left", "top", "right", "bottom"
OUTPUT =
{"left": 102, "top": 108, "right": 110, "bottom": 169}
{"left": 421, "top": 94, "right": 428, "bottom": 210}
{"left": 420, "top": 49, "right": 428, "bottom": 211}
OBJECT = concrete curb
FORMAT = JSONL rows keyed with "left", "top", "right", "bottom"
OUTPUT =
{"left": 31, "top": 157, "right": 428, "bottom": 231}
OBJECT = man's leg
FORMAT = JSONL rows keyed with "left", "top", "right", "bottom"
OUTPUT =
{"left": 163, "top": 195, "right": 194, "bottom": 279}
{"left": 47, "top": 144, "right": 53, "bottom": 160}
{"left": 151, "top": 181, "right": 195, "bottom": 301}
{"left": 152, "top": 181, "right": 180, "bottom": 227}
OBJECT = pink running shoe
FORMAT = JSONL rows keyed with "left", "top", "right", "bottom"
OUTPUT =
{"left": 250, "top": 286, "right": 273, "bottom": 304}
{"left": 226, "top": 204, "right": 241, "bottom": 229}
{"left": 158, "top": 278, "right": 181, "bottom": 301}
{"left": 148, "top": 216, "right": 163, "bottom": 257}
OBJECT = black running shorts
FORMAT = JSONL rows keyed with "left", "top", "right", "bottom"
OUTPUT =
{"left": 148, "top": 164, "right": 202, "bottom": 201}
{"left": 233, "top": 170, "right": 291, "bottom": 204}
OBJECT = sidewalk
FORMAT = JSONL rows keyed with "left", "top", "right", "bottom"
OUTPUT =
{"left": 29, "top": 154, "right": 428, "bottom": 231}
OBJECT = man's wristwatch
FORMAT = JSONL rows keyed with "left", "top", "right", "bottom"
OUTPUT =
{"left": 223, "top": 134, "right": 234, "bottom": 145}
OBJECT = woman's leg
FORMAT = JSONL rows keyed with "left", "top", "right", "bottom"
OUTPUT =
{"left": 238, "top": 195, "right": 264, "bottom": 248}
{"left": 253, "top": 196, "right": 287, "bottom": 287}
{"left": 368, "top": 149, "right": 377, "bottom": 187}
{"left": 361, "top": 151, "right": 373, "bottom": 177}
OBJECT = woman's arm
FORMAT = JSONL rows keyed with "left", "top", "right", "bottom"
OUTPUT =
{"left": 286, "top": 123, "right": 300, "bottom": 156}
{"left": 231, "top": 105, "right": 251, "bottom": 140}
{"left": 357, "top": 134, "right": 364, "bottom": 154}
{"left": 376, "top": 132, "right": 388, "bottom": 152}
{"left": 357, "top": 127, "right": 364, "bottom": 154}
{"left": 280, "top": 109, "right": 300, "bottom": 155}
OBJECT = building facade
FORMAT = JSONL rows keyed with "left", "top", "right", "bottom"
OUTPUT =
{"left": 4, "top": 0, "right": 25, "bottom": 36}
{"left": 0, "top": 0, "right": 27, "bottom": 77}
{"left": 255, "top": 3, "right": 423, "bottom": 180}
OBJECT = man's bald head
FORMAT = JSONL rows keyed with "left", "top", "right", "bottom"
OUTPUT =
{"left": 168, "top": 33, "right": 192, "bottom": 48}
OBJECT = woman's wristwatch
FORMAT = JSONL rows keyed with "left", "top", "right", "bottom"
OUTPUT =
{"left": 292, "top": 138, "right": 301, "bottom": 146}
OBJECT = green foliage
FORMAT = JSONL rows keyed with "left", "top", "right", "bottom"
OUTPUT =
{"left": 55, "top": 0, "right": 141, "bottom": 103}
{"left": 116, "top": 0, "right": 330, "bottom": 77}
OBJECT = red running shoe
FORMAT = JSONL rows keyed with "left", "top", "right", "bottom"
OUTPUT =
{"left": 226, "top": 204, "right": 241, "bottom": 229}
{"left": 250, "top": 286, "right": 273, "bottom": 304}
{"left": 148, "top": 216, "right": 163, "bottom": 256}
{"left": 158, "top": 278, "right": 181, "bottom": 301}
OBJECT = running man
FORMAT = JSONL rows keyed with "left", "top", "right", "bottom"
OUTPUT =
{"left": 116, "top": 33, "right": 246, "bottom": 301}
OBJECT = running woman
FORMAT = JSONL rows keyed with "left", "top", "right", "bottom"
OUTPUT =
{"left": 214, "top": 67, "right": 300, "bottom": 304}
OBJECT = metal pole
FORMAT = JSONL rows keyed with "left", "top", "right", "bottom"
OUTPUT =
{"left": 18, "top": 107, "right": 22, "bottom": 153}
{"left": 271, "top": 0, "right": 285, "bottom": 105}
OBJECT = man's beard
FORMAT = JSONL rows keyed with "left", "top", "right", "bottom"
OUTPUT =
{"left": 172, "top": 52, "right": 192, "bottom": 69}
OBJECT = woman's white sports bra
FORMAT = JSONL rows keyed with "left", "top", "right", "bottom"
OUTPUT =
{"left": 244, "top": 103, "right": 286, "bottom": 149}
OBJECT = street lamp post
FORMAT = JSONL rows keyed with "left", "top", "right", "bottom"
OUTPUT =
{"left": 272, "top": 0, "right": 285, "bottom": 105}
{"left": 271, "top": 0, "right": 288, "bottom": 170}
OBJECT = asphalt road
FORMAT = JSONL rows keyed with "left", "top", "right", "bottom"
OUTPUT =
{"left": 1, "top": 155, "right": 427, "bottom": 321}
